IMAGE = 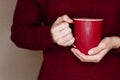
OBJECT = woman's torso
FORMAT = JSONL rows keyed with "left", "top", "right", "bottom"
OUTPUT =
{"left": 38, "top": 0, "right": 120, "bottom": 80}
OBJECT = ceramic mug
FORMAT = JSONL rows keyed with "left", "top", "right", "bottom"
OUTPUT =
{"left": 73, "top": 18, "right": 103, "bottom": 55}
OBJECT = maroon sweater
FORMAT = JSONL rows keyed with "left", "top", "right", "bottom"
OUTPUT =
{"left": 11, "top": 0, "right": 120, "bottom": 80}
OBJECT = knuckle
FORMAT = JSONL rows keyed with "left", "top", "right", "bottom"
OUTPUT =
{"left": 63, "top": 22, "right": 69, "bottom": 27}
{"left": 53, "top": 37, "right": 58, "bottom": 42}
{"left": 57, "top": 41, "right": 62, "bottom": 46}
{"left": 51, "top": 28, "right": 55, "bottom": 33}
{"left": 63, "top": 14, "right": 67, "bottom": 17}
{"left": 52, "top": 36, "right": 58, "bottom": 43}
{"left": 71, "top": 38, "right": 75, "bottom": 43}
{"left": 68, "top": 41, "right": 73, "bottom": 45}
{"left": 58, "top": 16, "right": 62, "bottom": 20}
{"left": 64, "top": 39, "right": 74, "bottom": 46}
{"left": 63, "top": 15, "right": 68, "bottom": 19}
{"left": 105, "top": 37, "right": 111, "bottom": 41}
{"left": 58, "top": 15, "right": 66, "bottom": 20}
{"left": 68, "top": 28, "right": 72, "bottom": 32}
{"left": 70, "top": 40, "right": 74, "bottom": 44}
{"left": 51, "top": 26, "right": 57, "bottom": 33}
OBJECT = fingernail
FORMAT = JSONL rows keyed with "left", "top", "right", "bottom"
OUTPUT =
{"left": 88, "top": 49, "right": 94, "bottom": 55}
{"left": 71, "top": 48, "right": 75, "bottom": 52}
{"left": 72, "top": 44, "right": 76, "bottom": 48}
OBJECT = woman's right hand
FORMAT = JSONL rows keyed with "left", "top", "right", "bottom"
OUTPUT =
{"left": 51, "top": 15, "right": 75, "bottom": 47}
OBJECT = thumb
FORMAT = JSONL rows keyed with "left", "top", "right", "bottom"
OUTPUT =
{"left": 88, "top": 42, "right": 106, "bottom": 55}
{"left": 54, "top": 15, "right": 73, "bottom": 25}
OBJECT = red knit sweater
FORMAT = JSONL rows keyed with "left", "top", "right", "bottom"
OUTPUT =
{"left": 11, "top": 0, "right": 120, "bottom": 80}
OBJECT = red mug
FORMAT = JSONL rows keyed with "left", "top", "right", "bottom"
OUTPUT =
{"left": 73, "top": 18, "right": 103, "bottom": 55}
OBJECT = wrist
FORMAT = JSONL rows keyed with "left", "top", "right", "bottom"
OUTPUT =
{"left": 111, "top": 36, "right": 120, "bottom": 49}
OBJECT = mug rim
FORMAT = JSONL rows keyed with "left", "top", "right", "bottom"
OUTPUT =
{"left": 73, "top": 18, "right": 104, "bottom": 21}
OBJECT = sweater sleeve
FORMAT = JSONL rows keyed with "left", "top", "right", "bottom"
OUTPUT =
{"left": 11, "top": 0, "right": 57, "bottom": 50}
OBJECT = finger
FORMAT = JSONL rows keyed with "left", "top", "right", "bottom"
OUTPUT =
{"left": 57, "top": 33, "right": 74, "bottom": 46}
{"left": 53, "top": 27, "right": 72, "bottom": 41}
{"left": 88, "top": 41, "right": 106, "bottom": 55}
{"left": 72, "top": 44, "right": 77, "bottom": 48}
{"left": 63, "top": 37, "right": 75, "bottom": 46}
{"left": 54, "top": 15, "right": 73, "bottom": 25}
{"left": 79, "top": 54, "right": 100, "bottom": 63}
{"left": 57, "top": 33, "right": 73, "bottom": 44}
{"left": 87, "top": 49, "right": 108, "bottom": 63}
{"left": 81, "top": 49, "right": 108, "bottom": 63}
{"left": 52, "top": 22, "right": 69, "bottom": 33}
{"left": 71, "top": 48, "right": 99, "bottom": 62}
{"left": 72, "top": 48, "right": 109, "bottom": 63}
{"left": 71, "top": 48, "right": 101, "bottom": 63}
{"left": 98, "top": 49, "right": 108, "bottom": 58}
{"left": 72, "top": 49, "right": 93, "bottom": 62}
{"left": 71, "top": 48, "right": 84, "bottom": 61}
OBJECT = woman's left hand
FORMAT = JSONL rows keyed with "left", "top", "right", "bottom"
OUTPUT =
{"left": 71, "top": 37, "right": 120, "bottom": 63}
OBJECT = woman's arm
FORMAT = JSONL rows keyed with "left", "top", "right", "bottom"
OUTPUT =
{"left": 11, "top": 0, "right": 56, "bottom": 50}
{"left": 111, "top": 36, "right": 120, "bottom": 52}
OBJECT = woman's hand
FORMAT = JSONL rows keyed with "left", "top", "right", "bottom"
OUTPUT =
{"left": 51, "top": 15, "right": 75, "bottom": 47}
{"left": 71, "top": 36, "right": 120, "bottom": 63}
